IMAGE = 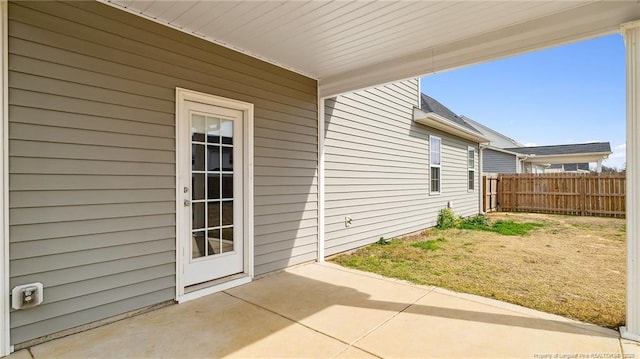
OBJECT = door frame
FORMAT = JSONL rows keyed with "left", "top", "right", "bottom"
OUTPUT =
{"left": 175, "top": 88, "right": 254, "bottom": 302}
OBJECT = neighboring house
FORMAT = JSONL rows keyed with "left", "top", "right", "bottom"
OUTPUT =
{"left": 546, "top": 163, "right": 591, "bottom": 173}
{"left": 459, "top": 111, "right": 612, "bottom": 174}
{"left": 458, "top": 115, "right": 527, "bottom": 174}
{"left": 2, "top": 2, "right": 489, "bottom": 350}
{"left": 481, "top": 146, "right": 527, "bottom": 174}
{"left": 504, "top": 142, "right": 612, "bottom": 173}
{"left": 460, "top": 115, "right": 521, "bottom": 148}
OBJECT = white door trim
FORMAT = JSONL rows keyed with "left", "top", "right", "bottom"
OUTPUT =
{"left": 1, "top": 0, "right": 10, "bottom": 355}
{"left": 174, "top": 88, "right": 254, "bottom": 302}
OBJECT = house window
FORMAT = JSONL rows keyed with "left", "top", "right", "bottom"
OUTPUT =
{"left": 468, "top": 146, "right": 475, "bottom": 191}
{"left": 430, "top": 136, "right": 441, "bottom": 194}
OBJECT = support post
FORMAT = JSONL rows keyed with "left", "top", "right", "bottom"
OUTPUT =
{"left": 317, "top": 94, "right": 325, "bottom": 262}
{"left": 596, "top": 159, "right": 603, "bottom": 173}
{"left": 621, "top": 20, "right": 640, "bottom": 342}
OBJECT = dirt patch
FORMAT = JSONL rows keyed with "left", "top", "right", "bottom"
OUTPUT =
{"left": 331, "top": 212, "right": 626, "bottom": 328}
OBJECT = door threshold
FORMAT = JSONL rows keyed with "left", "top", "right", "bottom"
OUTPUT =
{"left": 179, "top": 273, "right": 251, "bottom": 303}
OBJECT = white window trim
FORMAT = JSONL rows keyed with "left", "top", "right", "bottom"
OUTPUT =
{"left": 429, "top": 135, "right": 441, "bottom": 195}
{"left": 468, "top": 146, "right": 476, "bottom": 192}
{"left": 1, "top": 1, "right": 9, "bottom": 355}
{"left": 174, "top": 88, "right": 254, "bottom": 302}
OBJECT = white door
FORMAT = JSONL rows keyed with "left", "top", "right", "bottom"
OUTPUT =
{"left": 178, "top": 99, "right": 244, "bottom": 286}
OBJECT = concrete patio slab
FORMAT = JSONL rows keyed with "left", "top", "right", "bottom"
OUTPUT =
{"left": 227, "top": 263, "right": 430, "bottom": 344}
{"left": 353, "top": 285, "right": 621, "bottom": 358}
{"left": 4, "top": 350, "right": 30, "bottom": 359}
{"left": 8, "top": 262, "right": 627, "bottom": 359}
{"left": 333, "top": 347, "right": 378, "bottom": 359}
{"left": 28, "top": 291, "right": 346, "bottom": 359}
{"left": 621, "top": 339, "right": 640, "bottom": 358}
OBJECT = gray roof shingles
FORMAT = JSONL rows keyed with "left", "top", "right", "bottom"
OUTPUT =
{"left": 504, "top": 142, "right": 611, "bottom": 156}
{"left": 420, "top": 93, "right": 481, "bottom": 134}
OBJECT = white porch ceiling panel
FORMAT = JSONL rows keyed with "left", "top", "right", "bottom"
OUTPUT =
{"left": 104, "top": 1, "right": 640, "bottom": 97}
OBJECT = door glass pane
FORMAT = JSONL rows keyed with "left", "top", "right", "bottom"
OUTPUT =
{"left": 207, "top": 174, "right": 220, "bottom": 199}
{"left": 221, "top": 227, "right": 233, "bottom": 253}
{"left": 192, "top": 174, "right": 205, "bottom": 200}
{"left": 207, "top": 229, "right": 221, "bottom": 255}
{"left": 207, "top": 145, "right": 220, "bottom": 171}
{"left": 192, "top": 231, "right": 206, "bottom": 258}
{"left": 222, "top": 201, "right": 233, "bottom": 226}
{"left": 221, "top": 119, "right": 233, "bottom": 145}
{"left": 190, "top": 112, "right": 235, "bottom": 259}
{"left": 222, "top": 174, "right": 233, "bottom": 199}
{"left": 207, "top": 117, "right": 220, "bottom": 144}
{"left": 192, "top": 202, "right": 205, "bottom": 230}
{"left": 192, "top": 144, "right": 205, "bottom": 171}
{"left": 208, "top": 201, "right": 220, "bottom": 228}
{"left": 191, "top": 114, "right": 206, "bottom": 142}
{"left": 222, "top": 147, "right": 233, "bottom": 171}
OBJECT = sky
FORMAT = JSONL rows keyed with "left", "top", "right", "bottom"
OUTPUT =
{"left": 420, "top": 34, "right": 626, "bottom": 170}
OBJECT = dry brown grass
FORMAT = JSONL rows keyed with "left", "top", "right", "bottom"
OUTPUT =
{"left": 331, "top": 212, "right": 626, "bottom": 328}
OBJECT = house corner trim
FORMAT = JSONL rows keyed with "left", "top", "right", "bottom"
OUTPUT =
{"left": 1, "top": 0, "right": 10, "bottom": 355}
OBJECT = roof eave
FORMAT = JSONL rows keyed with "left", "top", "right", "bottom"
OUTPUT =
{"left": 413, "top": 108, "right": 490, "bottom": 143}
{"left": 481, "top": 145, "right": 527, "bottom": 157}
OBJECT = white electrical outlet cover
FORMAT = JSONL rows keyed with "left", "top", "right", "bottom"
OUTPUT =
{"left": 12, "top": 282, "right": 43, "bottom": 310}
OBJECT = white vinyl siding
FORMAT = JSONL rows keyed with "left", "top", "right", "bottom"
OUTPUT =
{"left": 324, "top": 80, "right": 480, "bottom": 257}
{"left": 8, "top": 1, "right": 317, "bottom": 346}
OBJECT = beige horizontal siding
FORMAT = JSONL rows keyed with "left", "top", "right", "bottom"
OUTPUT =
{"left": 8, "top": 0, "right": 317, "bottom": 345}
{"left": 11, "top": 252, "right": 176, "bottom": 289}
{"left": 10, "top": 189, "right": 175, "bottom": 208}
{"left": 11, "top": 288, "right": 175, "bottom": 344}
{"left": 324, "top": 80, "right": 480, "bottom": 256}
{"left": 10, "top": 227, "right": 176, "bottom": 259}
{"left": 10, "top": 140, "right": 174, "bottom": 164}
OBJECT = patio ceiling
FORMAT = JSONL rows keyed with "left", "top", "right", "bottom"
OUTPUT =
{"left": 102, "top": 1, "right": 640, "bottom": 97}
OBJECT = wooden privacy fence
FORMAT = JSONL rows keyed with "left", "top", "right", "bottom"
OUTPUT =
{"left": 495, "top": 173, "right": 626, "bottom": 218}
{"left": 483, "top": 175, "right": 499, "bottom": 213}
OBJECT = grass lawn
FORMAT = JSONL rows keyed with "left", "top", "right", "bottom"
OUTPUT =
{"left": 330, "top": 212, "right": 626, "bottom": 328}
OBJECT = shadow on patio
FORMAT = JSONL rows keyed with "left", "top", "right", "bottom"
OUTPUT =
{"left": 19, "top": 263, "right": 622, "bottom": 358}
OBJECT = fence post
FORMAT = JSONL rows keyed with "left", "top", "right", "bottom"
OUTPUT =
{"left": 497, "top": 175, "right": 503, "bottom": 211}
{"left": 482, "top": 175, "right": 487, "bottom": 212}
{"left": 512, "top": 174, "right": 518, "bottom": 211}
{"left": 580, "top": 175, "right": 586, "bottom": 216}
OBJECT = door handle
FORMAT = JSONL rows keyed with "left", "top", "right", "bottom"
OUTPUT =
{"left": 184, "top": 199, "right": 191, "bottom": 207}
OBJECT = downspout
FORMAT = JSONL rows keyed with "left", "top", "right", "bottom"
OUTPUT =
{"left": 519, "top": 155, "right": 530, "bottom": 173}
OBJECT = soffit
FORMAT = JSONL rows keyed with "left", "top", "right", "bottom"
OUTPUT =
{"left": 103, "top": 1, "right": 640, "bottom": 97}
